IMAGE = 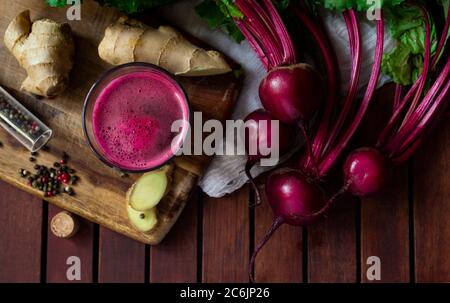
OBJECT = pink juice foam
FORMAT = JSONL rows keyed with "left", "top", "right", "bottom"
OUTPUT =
{"left": 92, "top": 70, "right": 188, "bottom": 171}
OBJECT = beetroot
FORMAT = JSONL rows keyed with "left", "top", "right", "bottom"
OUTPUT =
{"left": 259, "top": 64, "right": 323, "bottom": 124}
{"left": 244, "top": 110, "right": 295, "bottom": 206}
{"left": 343, "top": 148, "right": 391, "bottom": 197}
{"left": 249, "top": 168, "right": 327, "bottom": 282}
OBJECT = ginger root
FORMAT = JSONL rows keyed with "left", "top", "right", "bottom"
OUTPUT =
{"left": 98, "top": 16, "right": 232, "bottom": 76}
{"left": 4, "top": 10, "right": 74, "bottom": 97}
{"left": 127, "top": 205, "right": 158, "bottom": 232}
{"left": 126, "top": 164, "right": 173, "bottom": 211}
{"left": 126, "top": 165, "right": 173, "bottom": 233}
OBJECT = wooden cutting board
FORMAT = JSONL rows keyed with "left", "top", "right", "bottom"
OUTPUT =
{"left": 0, "top": 1, "right": 240, "bottom": 244}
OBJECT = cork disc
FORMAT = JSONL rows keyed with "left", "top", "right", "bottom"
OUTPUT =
{"left": 50, "top": 211, "right": 79, "bottom": 238}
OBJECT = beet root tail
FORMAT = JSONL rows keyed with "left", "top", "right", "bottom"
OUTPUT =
{"left": 249, "top": 216, "right": 284, "bottom": 283}
{"left": 245, "top": 160, "right": 262, "bottom": 207}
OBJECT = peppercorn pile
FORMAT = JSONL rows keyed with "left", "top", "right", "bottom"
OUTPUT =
{"left": 20, "top": 151, "right": 79, "bottom": 197}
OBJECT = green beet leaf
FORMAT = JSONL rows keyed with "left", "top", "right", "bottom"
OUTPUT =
{"left": 45, "top": 0, "right": 68, "bottom": 7}
{"left": 306, "top": 0, "right": 406, "bottom": 12}
{"left": 196, "top": 0, "right": 244, "bottom": 42}
{"left": 195, "top": 0, "right": 291, "bottom": 42}
{"left": 382, "top": 5, "right": 437, "bottom": 85}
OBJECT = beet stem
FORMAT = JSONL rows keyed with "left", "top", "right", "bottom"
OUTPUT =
{"left": 393, "top": 84, "right": 403, "bottom": 111}
{"left": 245, "top": 160, "right": 261, "bottom": 207}
{"left": 319, "top": 17, "right": 384, "bottom": 176}
{"left": 249, "top": 216, "right": 284, "bottom": 283}
{"left": 261, "top": 0, "right": 297, "bottom": 64}
{"left": 392, "top": 78, "right": 450, "bottom": 163}
{"left": 292, "top": 5, "right": 339, "bottom": 164}
{"left": 400, "top": 7, "right": 431, "bottom": 125}
{"left": 385, "top": 56, "right": 450, "bottom": 154}
{"left": 235, "top": 0, "right": 294, "bottom": 69}
{"left": 432, "top": 6, "right": 450, "bottom": 68}
{"left": 394, "top": 77, "right": 450, "bottom": 159}
{"left": 379, "top": 9, "right": 447, "bottom": 151}
{"left": 377, "top": 80, "right": 421, "bottom": 148}
{"left": 321, "top": 10, "right": 362, "bottom": 156}
{"left": 235, "top": 20, "right": 270, "bottom": 69}
{"left": 309, "top": 182, "right": 350, "bottom": 218}
{"left": 298, "top": 120, "right": 319, "bottom": 178}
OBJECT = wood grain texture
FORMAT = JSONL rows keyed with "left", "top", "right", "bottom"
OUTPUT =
{"left": 98, "top": 228, "right": 146, "bottom": 283}
{"left": 414, "top": 122, "right": 450, "bottom": 282}
{"left": 361, "top": 168, "right": 410, "bottom": 283}
{"left": 0, "top": 180, "right": 43, "bottom": 282}
{"left": 360, "top": 85, "right": 410, "bottom": 283}
{"left": 202, "top": 187, "right": 250, "bottom": 283}
{"left": 254, "top": 191, "right": 303, "bottom": 283}
{"left": 308, "top": 197, "right": 357, "bottom": 283}
{"left": 0, "top": 0, "right": 239, "bottom": 244}
{"left": 150, "top": 189, "right": 199, "bottom": 282}
{"left": 46, "top": 204, "right": 94, "bottom": 283}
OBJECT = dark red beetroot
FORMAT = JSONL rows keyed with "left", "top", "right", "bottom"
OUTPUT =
{"left": 265, "top": 169, "right": 326, "bottom": 225}
{"left": 244, "top": 110, "right": 295, "bottom": 206}
{"left": 232, "top": 0, "right": 324, "bottom": 174}
{"left": 259, "top": 63, "right": 323, "bottom": 124}
{"left": 343, "top": 147, "right": 391, "bottom": 197}
{"left": 249, "top": 168, "right": 327, "bottom": 282}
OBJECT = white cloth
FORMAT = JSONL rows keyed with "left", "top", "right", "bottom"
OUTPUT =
{"left": 159, "top": 1, "right": 395, "bottom": 198}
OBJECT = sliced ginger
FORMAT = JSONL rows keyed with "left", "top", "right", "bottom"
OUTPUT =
{"left": 98, "top": 16, "right": 231, "bottom": 76}
{"left": 127, "top": 204, "right": 158, "bottom": 232}
{"left": 3, "top": 10, "right": 74, "bottom": 97}
{"left": 127, "top": 165, "right": 173, "bottom": 211}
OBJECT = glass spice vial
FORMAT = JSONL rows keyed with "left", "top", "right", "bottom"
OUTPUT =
{"left": 0, "top": 85, "right": 52, "bottom": 152}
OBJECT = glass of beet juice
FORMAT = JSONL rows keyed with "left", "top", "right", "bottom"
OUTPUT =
{"left": 83, "top": 63, "right": 190, "bottom": 173}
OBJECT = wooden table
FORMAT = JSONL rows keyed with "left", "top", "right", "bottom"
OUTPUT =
{"left": 0, "top": 86, "right": 449, "bottom": 282}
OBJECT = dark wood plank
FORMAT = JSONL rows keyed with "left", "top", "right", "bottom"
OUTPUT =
{"left": 98, "top": 228, "right": 146, "bottom": 283}
{"left": 414, "top": 122, "right": 450, "bottom": 282}
{"left": 360, "top": 85, "right": 410, "bottom": 282}
{"left": 361, "top": 168, "right": 410, "bottom": 282}
{"left": 202, "top": 187, "right": 249, "bottom": 283}
{"left": 0, "top": 181, "right": 43, "bottom": 282}
{"left": 254, "top": 191, "right": 303, "bottom": 282}
{"left": 46, "top": 204, "right": 95, "bottom": 283}
{"left": 150, "top": 189, "right": 198, "bottom": 283}
{"left": 308, "top": 197, "right": 357, "bottom": 282}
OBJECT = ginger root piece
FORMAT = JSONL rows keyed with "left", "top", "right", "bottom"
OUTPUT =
{"left": 127, "top": 164, "right": 173, "bottom": 211}
{"left": 127, "top": 204, "right": 158, "bottom": 232}
{"left": 4, "top": 10, "right": 74, "bottom": 97}
{"left": 98, "top": 16, "right": 232, "bottom": 76}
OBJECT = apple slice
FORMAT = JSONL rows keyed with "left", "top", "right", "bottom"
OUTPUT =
{"left": 127, "top": 165, "right": 172, "bottom": 211}
{"left": 127, "top": 204, "right": 158, "bottom": 232}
